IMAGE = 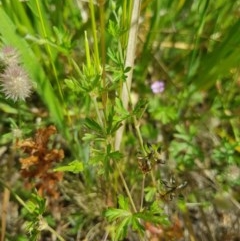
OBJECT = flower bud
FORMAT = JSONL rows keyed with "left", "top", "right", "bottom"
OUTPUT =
{"left": 0, "top": 46, "right": 20, "bottom": 66}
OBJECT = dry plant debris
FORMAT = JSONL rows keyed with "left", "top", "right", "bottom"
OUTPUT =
{"left": 17, "top": 125, "right": 64, "bottom": 199}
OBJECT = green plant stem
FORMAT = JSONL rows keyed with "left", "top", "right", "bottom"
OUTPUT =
{"left": 89, "top": 0, "right": 100, "bottom": 71}
{"left": 85, "top": 25, "right": 105, "bottom": 129}
{"left": 133, "top": 115, "right": 146, "bottom": 154}
{"left": 35, "top": 0, "right": 63, "bottom": 101}
{"left": 223, "top": 74, "right": 240, "bottom": 142}
{"left": 84, "top": 31, "right": 91, "bottom": 69}
{"left": 98, "top": 0, "right": 107, "bottom": 110}
{"left": 115, "top": 163, "right": 137, "bottom": 213}
{"left": 126, "top": 82, "right": 158, "bottom": 191}
{"left": 0, "top": 179, "right": 32, "bottom": 213}
{"left": 124, "top": 78, "right": 146, "bottom": 154}
{"left": 92, "top": 96, "right": 104, "bottom": 127}
{"left": 140, "top": 175, "right": 145, "bottom": 210}
{"left": 41, "top": 218, "right": 66, "bottom": 241}
{"left": 0, "top": 180, "right": 66, "bottom": 241}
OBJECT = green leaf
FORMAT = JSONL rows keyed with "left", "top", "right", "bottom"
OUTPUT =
{"left": 24, "top": 193, "right": 46, "bottom": 216}
{"left": 124, "top": 66, "right": 131, "bottom": 73}
{"left": 149, "top": 98, "right": 177, "bottom": 124}
{"left": 118, "top": 194, "right": 130, "bottom": 210}
{"left": 54, "top": 160, "right": 84, "bottom": 173}
{"left": 109, "top": 151, "right": 123, "bottom": 160}
{"left": 64, "top": 78, "right": 80, "bottom": 92}
{"left": 107, "top": 20, "right": 121, "bottom": 38}
{"left": 106, "top": 105, "right": 125, "bottom": 135}
{"left": 104, "top": 197, "right": 132, "bottom": 241}
{"left": 144, "top": 186, "right": 157, "bottom": 202}
{"left": 0, "top": 102, "right": 18, "bottom": 114}
{"left": 107, "top": 47, "right": 122, "bottom": 65}
{"left": 134, "top": 201, "right": 170, "bottom": 226}
{"left": 115, "top": 217, "right": 131, "bottom": 240}
{"left": 114, "top": 98, "right": 130, "bottom": 120}
{"left": 132, "top": 98, "right": 148, "bottom": 119}
{"left": 82, "top": 133, "right": 98, "bottom": 142}
{"left": 131, "top": 217, "right": 144, "bottom": 233}
{"left": 84, "top": 118, "right": 104, "bottom": 134}
{"left": 104, "top": 208, "right": 131, "bottom": 221}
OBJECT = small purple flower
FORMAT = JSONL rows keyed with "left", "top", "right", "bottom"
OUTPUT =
{"left": 151, "top": 81, "right": 165, "bottom": 94}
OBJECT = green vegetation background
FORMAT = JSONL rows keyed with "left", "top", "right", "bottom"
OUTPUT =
{"left": 0, "top": 0, "right": 240, "bottom": 240}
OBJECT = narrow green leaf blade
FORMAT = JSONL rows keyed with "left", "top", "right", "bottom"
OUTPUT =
{"left": 54, "top": 160, "right": 84, "bottom": 173}
{"left": 0, "top": 8, "right": 65, "bottom": 131}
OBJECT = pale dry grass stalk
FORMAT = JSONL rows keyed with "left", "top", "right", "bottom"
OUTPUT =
{"left": 1, "top": 187, "right": 10, "bottom": 241}
{"left": 114, "top": 0, "right": 142, "bottom": 151}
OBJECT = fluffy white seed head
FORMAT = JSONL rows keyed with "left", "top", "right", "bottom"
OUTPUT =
{"left": 0, "top": 64, "right": 33, "bottom": 102}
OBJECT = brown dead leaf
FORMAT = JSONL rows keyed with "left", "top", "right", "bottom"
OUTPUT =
{"left": 17, "top": 125, "right": 64, "bottom": 199}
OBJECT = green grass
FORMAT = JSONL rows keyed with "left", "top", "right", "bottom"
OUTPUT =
{"left": 0, "top": 0, "right": 240, "bottom": 240}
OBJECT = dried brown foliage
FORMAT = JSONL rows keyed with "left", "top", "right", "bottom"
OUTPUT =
{"left": 17, "top": 125, "right": 64, "bottom": 198}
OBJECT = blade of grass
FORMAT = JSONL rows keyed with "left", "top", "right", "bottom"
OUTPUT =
{"left": 187, "top": 0, "right": 210, "bottom": 80}
{"left": 29, "top": 0, "right": 64, "bottom": 101}
{"left": 0, "top": 8, "right": 66, "bottom": 133}
{"left": 193, "top": 19, "right": 240, "bottom": 91}
{"left": 89, "top": 0, "right": 101, "bottom": 71}
{"left": 98, "top": 0, "right": 107, "bottom": 109}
